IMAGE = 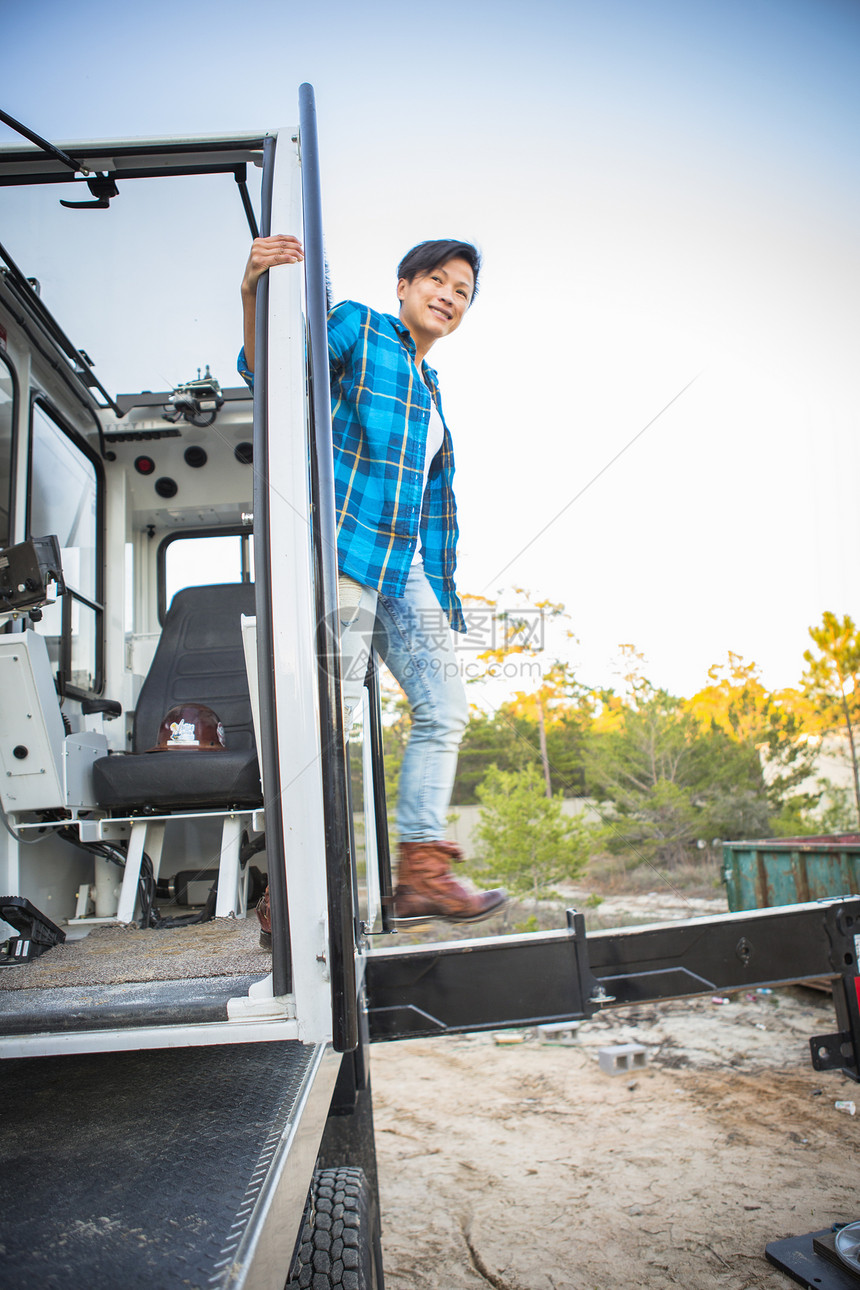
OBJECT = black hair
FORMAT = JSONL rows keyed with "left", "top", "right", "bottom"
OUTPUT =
{"left": 396, "top": 239, "right": 481, "bottom": 303}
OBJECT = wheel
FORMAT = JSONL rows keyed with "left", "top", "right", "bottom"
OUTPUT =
{"left": 288, "top": 1166, "right": 384, "bottom": 1289}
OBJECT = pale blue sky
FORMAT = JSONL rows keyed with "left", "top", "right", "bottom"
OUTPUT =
{"left": 3, "top": 0, "right": 859, "bottom": 699}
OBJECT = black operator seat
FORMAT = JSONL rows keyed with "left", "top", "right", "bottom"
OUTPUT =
{"left": 92, "top": 583, "right": 261, "bottom": 811}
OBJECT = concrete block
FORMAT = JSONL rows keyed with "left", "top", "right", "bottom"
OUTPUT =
{"left": 538, "top": 1022, "right": 581, "bottom": 1045}
{"left": 598, "top": 1043, "right": 647, "bottom": 1075}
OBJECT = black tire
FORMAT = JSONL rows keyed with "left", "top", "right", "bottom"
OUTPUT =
{"left": 288, "top": 1166, "right": 384, "bottom": 1290}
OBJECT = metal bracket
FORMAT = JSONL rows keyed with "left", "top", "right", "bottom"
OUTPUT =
{"left": 810, "top": 1030, "right": 854, "bottom": 1073}
{"left": 767, "top": 1229, "right": 860, "bottom": 1289}
{"left": 566, "top": 908, "right": 613, "bottom": 1005}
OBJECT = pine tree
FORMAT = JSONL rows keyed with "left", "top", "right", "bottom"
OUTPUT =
{"left": 472, "top": 765, "right": 592, "bottom": 908}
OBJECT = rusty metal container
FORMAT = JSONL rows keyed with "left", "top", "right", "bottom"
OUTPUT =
{"left": 722, "top": 834, "right": 860, "bottom": 910}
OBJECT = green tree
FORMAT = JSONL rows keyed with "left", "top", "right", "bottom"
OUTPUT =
{"left": 802, "top": 611, "right": 860, "bottom": 826}
{"left": 471, "top": 764, "right": 592, "bottom": 907}
{"left": 463, "top": 588, "right": 576, "bottom": 797}
{"left": 452, "top": 704, "right": 586, "bottom": 805}
{"left": 453, "top": 710, "right": 538, "bottom": 804}
{"left": 584, "top": 677, "right": 773, "bottom": 866}
{"left": 686, "top": 652, "right": 819, "bottom": 825}
{"left": 812, "top": 780, "right": 859, "bottom": 834}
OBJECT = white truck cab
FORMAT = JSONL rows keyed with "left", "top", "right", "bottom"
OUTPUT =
{"left": 0, "top": 92, "right": 386, "bottom": 1289}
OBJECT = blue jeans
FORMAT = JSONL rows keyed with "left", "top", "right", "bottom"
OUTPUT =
{"left": 339, "top": 562, "right": 468, "bottom": 842}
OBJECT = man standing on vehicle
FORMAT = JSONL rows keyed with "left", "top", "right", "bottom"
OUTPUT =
{"left": 239, "top": 234, "right": 506, "bottom": 926}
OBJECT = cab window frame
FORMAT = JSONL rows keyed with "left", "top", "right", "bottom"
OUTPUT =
{"left": 0, "top": 347, "right": 19, "bottom": 552}
{"left": 157, "top": 525, "right": 254, "bottom": 624}
{"left": 26, "top": 393, "right": 105, "bottom": 697}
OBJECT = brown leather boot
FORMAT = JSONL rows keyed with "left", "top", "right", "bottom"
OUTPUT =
{"left": 393, "top": 841, "right": 507, "bottom": 925}
{"left": 255, "top": 889, "right": 271, "bottom": 950}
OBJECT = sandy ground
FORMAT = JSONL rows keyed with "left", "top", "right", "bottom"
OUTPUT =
{"left": 371, "top": 969, "right": 859, "bottom": 1288}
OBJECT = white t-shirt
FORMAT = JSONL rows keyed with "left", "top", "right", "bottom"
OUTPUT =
{"left": 413, "top": 385, "right": 444, "bottom": 566}
{"left": 422, "top": 395, "right": 445, "bottom": 495}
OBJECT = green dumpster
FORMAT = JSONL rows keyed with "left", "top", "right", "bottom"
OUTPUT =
{"left": 722, "top": 834, "right": 860, "bottom": 911}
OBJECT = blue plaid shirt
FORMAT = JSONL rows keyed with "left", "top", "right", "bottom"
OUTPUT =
{"left": 239, "top": 299, "right": 465, "bottom": 632}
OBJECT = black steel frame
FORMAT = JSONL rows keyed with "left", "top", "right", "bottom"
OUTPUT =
{"left": 0, "top": 137, "right": 267, "bottom": 180}
{"left": 365, "top": 897, "right": 860, "bottom": 1084}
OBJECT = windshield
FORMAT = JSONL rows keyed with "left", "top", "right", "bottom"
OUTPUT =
{"left": 0, "top": 163, "right": 263, "bottom": 399}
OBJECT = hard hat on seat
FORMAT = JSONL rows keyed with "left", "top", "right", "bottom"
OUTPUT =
{"left": 147, "top": 703, "right": 227, "bottom": 753}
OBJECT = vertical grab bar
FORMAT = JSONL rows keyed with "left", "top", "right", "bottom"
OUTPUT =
{"left": 299, "top": 82, "right": 359, "bottom": 1052}
{"left": 253, "top": 133, "right": 292, "bottom": 999}
{"left": 365, "top": 655, "right": 396, "bottom": 932}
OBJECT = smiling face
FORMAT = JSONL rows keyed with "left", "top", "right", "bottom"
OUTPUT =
{"left": 396, "top": 257, "right": 475, "bottom": 360}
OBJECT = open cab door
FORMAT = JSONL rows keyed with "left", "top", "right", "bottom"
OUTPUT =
{"left": 0, "top": 89, "right": 376, "bottom": 1060}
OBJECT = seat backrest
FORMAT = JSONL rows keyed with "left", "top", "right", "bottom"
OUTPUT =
{"left": 132, "top": 583, "right": 256, "bottom": 755}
